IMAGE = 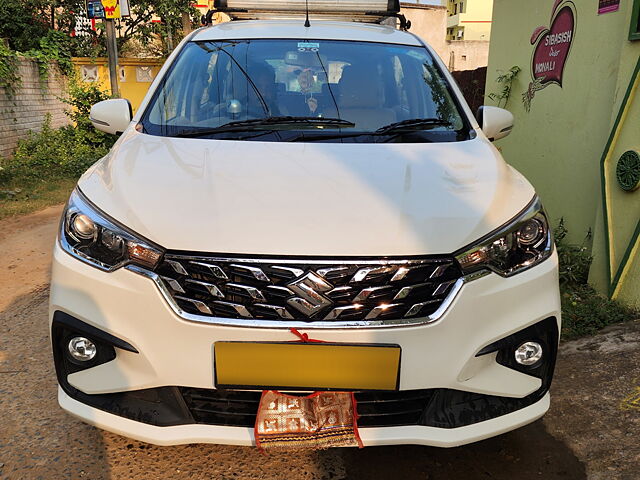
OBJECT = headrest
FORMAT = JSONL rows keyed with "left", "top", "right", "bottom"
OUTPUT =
{"left": 338, "top": 65, "right": 381, "bottom": 109}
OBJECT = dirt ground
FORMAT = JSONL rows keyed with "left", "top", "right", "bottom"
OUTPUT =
{"left": 0, "top": 206, "right": 638, "bottom": 480}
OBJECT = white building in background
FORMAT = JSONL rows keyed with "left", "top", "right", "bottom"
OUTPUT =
{"left": 446, "top": 0, "right": 494, "bottom": 41}
{"left": 401, "top": 2, "right": 490, "bottom": 71}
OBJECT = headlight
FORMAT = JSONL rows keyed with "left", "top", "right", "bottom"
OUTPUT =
{"left": 455, "top": 197, "right": 553, "bottom": 277}
{"left": 60, "top": 189, "right": 163, "bottom": 271}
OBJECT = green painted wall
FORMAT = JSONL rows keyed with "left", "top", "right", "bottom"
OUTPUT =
{"left": 485, "top": 0, "right": 640, "bottom": 306}
{"left": 590, "top": 46, "right": 640, "bottom": 308}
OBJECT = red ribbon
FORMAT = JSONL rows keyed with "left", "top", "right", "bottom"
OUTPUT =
{"left": 289, "top": 328, "right": 325, "bottom": 343}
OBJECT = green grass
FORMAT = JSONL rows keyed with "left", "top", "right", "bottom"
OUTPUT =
{"left": 0, "top": 81, "right": 113, "bottom": 221}
{"left": 0, "top": 177, "right": 76, "bottom": 220}
{"left": 560, "top": 283, "right": 638, "bottom": 340}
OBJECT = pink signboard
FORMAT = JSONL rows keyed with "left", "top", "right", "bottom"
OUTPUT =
{"left": 598, "top": 0, "right": 620, "bottom": 14}
{"left": 523, "top": 1, "right": 576, "bottom": 111}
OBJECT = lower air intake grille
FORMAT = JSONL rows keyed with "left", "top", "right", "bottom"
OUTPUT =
{"left": 179, "top": 387, "right": 545, "bottom": 429}
{"left": 155, "top": 255, "right": 462, "bottom": 323}
{"left": 181, "top": 388, "right": 435, "bottom": 428}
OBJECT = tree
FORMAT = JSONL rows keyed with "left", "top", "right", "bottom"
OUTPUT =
{"left": 0, "top": 0, "right": 52, "bottom": 51}
{"left": 0, "top": 0, "right": 198, "bottom": 58}
{"left": 115, "top": 0, "right": 198, "bottom": 55}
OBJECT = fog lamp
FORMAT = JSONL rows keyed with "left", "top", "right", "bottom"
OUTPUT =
{"left": 514, "top": 341, "right": 543, "bottom": 366}
{"left": 68, "top": 336, "right": 97, "bottom": 362}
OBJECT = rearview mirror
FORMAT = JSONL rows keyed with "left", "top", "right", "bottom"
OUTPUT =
{"left": 476, "top": 106, "right": 514, "bottom": 142}
{"left": 90, "top": 99, "right": 133, "bottom": 135}
{"left": 284, "top": 50, "right": 328, "bottom": 68}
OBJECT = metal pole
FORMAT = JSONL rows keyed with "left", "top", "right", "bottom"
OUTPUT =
{"left": 105, "top": 19, "right": 120, "bottom": 98}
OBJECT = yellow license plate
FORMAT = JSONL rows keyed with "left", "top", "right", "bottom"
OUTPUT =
{"left": 214, "top": 342, "right": 401, "bottom": 391}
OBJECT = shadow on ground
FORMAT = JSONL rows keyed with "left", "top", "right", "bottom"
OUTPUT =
{"left": 0, "top": 288, "right": 587, "bottom": 480}
{"left": 0, "top": 288, "right": 111, "bottom": 479}
{"left": 94, "top": 419, "right": 586, "bottom": 480}
{"left": 340, "top": 421, "right": 585, "bottom": 479}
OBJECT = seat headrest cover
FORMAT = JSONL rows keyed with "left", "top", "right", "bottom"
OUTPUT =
{"left": 338, "top": 65, "right": 381, "bottom": 109}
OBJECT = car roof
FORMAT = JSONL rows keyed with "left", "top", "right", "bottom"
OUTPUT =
{"left": 191, "top": 20, "right": 423, "bottom": 46}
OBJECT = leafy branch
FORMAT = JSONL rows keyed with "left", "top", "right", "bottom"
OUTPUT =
{"left": 0, "top": 40, "right": 21, "bottom": 100}
{"left": 487, "top": 66, "right": 521, "bottom": 108}
{"left": 24, "top": 30, "right": 74, "bottom": 86}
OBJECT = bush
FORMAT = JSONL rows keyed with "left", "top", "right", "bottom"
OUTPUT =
{"left": 0, "top": 115, "right": 112, "bottom": 183}
{"left": 555, "top": 218, "right": 593, "bottom": 287}
{"left": 0, "top": 80, "right": 115, "bottom": 185}
{"left": 555, "top": 220, "right": 639, "bottom": 339}
{"left": 561, "top": 284, "right": 635, "bottom": 339}
{"left": 63, "top": 77, "right": 114, "bottom": 149}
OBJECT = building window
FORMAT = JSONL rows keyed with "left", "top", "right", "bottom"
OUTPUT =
{"left": 631, "top": 0, "right": 640, "bottom": 40}
{"left": 460, "top": 1, "right": 464, "bottom": 13}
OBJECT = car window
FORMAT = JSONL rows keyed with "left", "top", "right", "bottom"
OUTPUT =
{"left": 143, "top": 39, "right": 469, "bottom": 142}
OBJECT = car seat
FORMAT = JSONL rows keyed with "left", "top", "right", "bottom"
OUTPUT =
{"left": 337, "top": 65, "right": 395, "bottom": 130}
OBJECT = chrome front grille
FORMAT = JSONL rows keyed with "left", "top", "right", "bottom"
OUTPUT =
{"left": 153, "top": 255, "right": 463, "bottom": 325}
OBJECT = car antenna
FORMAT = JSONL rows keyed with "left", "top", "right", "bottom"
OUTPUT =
{"left": 304, "top": 0, "right": 311, "bottom": 27}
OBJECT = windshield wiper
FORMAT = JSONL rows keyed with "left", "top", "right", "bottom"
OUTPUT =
{"left": 174, "top": 116, "right": 355, "bottom": 137}
{"left": 287, "top": 117, "right": 454, "bottom": 142}
{"left": 375, "top": 118, "right": 453, "bottom": 135}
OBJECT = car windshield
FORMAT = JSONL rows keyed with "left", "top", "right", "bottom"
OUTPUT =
{"left": 142, "top": 39, "right": 470, "bottom": 143}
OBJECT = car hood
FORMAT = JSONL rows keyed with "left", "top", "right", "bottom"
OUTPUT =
{"left": 79, "top": 131, "right": 535, "bottom": 256}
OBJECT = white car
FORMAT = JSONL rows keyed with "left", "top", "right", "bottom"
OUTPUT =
{"left": 50, "top": 1, "right": 560, "bottom": 448}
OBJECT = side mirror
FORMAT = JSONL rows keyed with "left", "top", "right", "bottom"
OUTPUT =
{"left": 476, "top": 106, "right": 514, "bottom": 142}
{"left": 89, "top": 99, "right": 132, "bottom": 135}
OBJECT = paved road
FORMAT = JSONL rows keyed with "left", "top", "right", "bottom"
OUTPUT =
{"left": 1, "top": 206, "right": 638, "bottom": 480}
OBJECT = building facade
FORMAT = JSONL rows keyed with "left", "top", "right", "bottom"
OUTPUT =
{"left": 73, "top": 57, "right": 164, "bottom": 112}
{"left": 485, "top": 0, "right": 640, "bottom": 307}
{"left": 402, "top": 2, "right": 490, "bottom": 70}
{"left": 446, "top": 0, "right": 493, "bottom": 41}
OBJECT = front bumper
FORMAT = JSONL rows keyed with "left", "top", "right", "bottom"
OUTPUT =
{"left": 59, "top": 386, "right": 550, "bottom": 447}
{"left": 49, "top": 242, "right": 561, "bottom": 447}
